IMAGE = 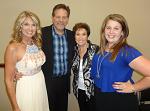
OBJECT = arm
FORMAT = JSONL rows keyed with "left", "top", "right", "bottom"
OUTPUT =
{"left": 113, "top": 56, "right": 150, "bottom": 93}
{"left": 129, "top": 56, "right": 150, "bottom": 91}
{"left": 4, "top": 44, "right": 20, "bottom": 111}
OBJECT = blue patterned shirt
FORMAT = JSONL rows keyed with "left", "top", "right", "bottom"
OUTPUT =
{"left": 52, "top": 26, "right": 68, "bottom": 76}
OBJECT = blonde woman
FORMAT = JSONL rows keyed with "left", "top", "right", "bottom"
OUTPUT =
{"left": 4, "top": 11, "right": 49, "bottom": 111}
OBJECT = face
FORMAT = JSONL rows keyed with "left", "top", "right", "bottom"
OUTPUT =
{"left": 52, "top": 9, "right": 69, "bottom": 33}
{"left": 21, "top": 17, "right": 36, "bottom": 39}
{"left": 104, "top": 20, "right": 123, "bottom": 46}
{"left": 75, "top": 28, "right": 88, "bottom": 47}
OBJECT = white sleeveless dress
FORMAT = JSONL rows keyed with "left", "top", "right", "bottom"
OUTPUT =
{"left": 15, "top": 44, "right": 49, "bottom": 111}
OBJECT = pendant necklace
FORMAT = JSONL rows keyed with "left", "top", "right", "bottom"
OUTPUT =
{"left": 96, "top": 52, "right": 109, "bottom": 79}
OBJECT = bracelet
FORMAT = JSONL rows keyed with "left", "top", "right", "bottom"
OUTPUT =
{"left": 131, "top": 85, "right": 136, "bottom": 93}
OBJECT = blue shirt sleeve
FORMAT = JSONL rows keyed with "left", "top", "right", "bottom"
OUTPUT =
{"left": 122, "top": 46, "right": 142, "bottom": 64}
{"left": 90, "top": 54, "right": 97, "bottom": 79}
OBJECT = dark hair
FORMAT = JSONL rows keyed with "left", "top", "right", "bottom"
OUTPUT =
{"left": 52, "top": 4, "right": 70, "bottom": 17}
{"left": 73, "top": 22, "right": 90, "bottom": 37}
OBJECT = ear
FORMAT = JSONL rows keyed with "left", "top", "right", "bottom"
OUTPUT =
{"left": 121, "top": 31, "right": 124, "bottom": 38}
{"left": 121, "top": 31, "right": 124, "bottom": 36}
{"left": 51, "top": 16, "right": 54, "bottom": 22}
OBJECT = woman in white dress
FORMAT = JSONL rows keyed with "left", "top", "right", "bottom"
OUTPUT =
{"left": 4, "top": 11, "right": 49, "bottom": 111}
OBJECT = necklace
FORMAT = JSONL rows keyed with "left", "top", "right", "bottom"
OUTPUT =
{"left": 26, "top": 44, "right": 39, "bottom": 53}
{"left": 96, "top": 52, "right": 109, "bottom": 79}
{"left": 21, "top": 41, "right": 39, "bottom": 53}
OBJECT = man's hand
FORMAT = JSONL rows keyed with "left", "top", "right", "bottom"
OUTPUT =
{"left": 14, "top": 70, "right": 23, "bottom": 81}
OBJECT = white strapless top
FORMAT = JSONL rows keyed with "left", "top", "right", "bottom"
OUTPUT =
{"left": 16, "top": 44, "right": 45, "bottom": 76}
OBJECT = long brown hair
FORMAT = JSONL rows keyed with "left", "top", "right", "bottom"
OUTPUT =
{"left": 100, "top": 14, "right": 129, "bottom": 61}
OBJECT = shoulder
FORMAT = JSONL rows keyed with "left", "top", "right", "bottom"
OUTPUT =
{"left": 6, "top": 42, "right": 24, "bottom": 54}
{"left": 5, "top": 42, "right": 21, "bottom": 60}
{"left": 91, "top": 53, "right": 100, "bottom": 65}
{"left": 6, "top": 42, "right": 19, "bottom": 52}
{"left": 42, "top": 25, "right": 52, "bottom": 30}
{"left": 65, "top": 28, "right": 75, "bottom": 44}
{"left": 120, "top": 45, "right": 142, "bottom": 56}
{"left": 89, "top": 41, "right": 99, "bottom": 52}
{"left": 92, "top": 43, "right": 99, "bottom": 49}
{"left": 119, "top": 45, "right": 142, "bottom": 63}
{"left": 65, "top": 28, "right": 74, "bottom": 36}
{"left": 41, "top": 25, "right": 53, "bottom": 40}
{"left": 41, "top": 25, "right": 52, "bottom": 33}
{"left": 65, "top": 28, "right": 73, "bottom": 33}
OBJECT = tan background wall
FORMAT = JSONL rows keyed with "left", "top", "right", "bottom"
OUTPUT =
{"left": 0, "top": 0, "right": 150, "bottom": 111}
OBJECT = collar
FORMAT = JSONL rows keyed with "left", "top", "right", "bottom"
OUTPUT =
{"left": 52, "top": 25, "right": 66, "bottom": 37}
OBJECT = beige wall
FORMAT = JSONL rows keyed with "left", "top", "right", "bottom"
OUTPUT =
{"left": 0, "top": 0, "right": 150, "bottom": 111}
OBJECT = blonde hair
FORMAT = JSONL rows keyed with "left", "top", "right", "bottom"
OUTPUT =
{"left": 10, "top": 11, "right": 42, "bottom": 48}
{"left": 100, "top": 14, "right": 129, "bottom": 61}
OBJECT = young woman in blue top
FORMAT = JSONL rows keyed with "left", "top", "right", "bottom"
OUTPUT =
{"left": 91, "top": 14, "right": 150, "bottom": 111}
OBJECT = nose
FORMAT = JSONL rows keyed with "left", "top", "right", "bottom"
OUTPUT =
{"left": 109, "top": 29, "right": 114, "bottom": 33}
{"left": 29, "top": 25, "right": 34, "bottom": 30}
{"left": 59, "top": 17, "right": 63, "bottom": 22}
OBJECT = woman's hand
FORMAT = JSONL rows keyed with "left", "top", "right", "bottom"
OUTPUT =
{"left": 112, "top": 81, "right": 136, "bottom": 93}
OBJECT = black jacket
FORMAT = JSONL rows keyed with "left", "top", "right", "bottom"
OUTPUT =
{"left": 41, "top": 25, "right": 75, "bottom": 78}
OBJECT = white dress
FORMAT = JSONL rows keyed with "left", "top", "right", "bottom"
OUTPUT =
{"left": 15, "top": 44, "right": 49, "bottom": 111}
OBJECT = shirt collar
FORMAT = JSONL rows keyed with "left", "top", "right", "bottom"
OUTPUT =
{"left": 52, "top": 25, "right": 66, "bottom": 37}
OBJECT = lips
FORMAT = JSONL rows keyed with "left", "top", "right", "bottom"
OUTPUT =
{"left": 27, "top": 32, "right": 33, "bottom": 34}
{"left": 26, "top": 32, "right": 34, "bottom": 36}
{"left": 108, "top": 35, "right": 115, "bottom": 38}
{"left": 77, "top": 40, "right": 84, "bottom": 43}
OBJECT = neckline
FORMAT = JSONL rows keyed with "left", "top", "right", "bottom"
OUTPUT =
{"left": 21, "top": 40, "right": 34, "bottom": 46}
{"left": 26, "top": 44, "right": 39, "bottom": 53}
